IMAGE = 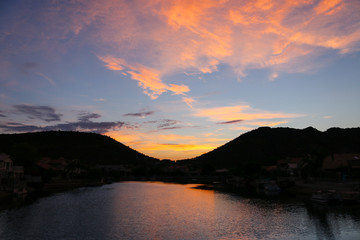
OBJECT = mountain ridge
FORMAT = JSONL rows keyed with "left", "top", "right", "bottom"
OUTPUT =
{"left": 1, "top": 127, "right": 360, "bottom": 170}
{"left": 0, "top": 131, "right": 159, "bottom": 167}
{"left": 191, "top": 126, "right": 360, "bottom": 168}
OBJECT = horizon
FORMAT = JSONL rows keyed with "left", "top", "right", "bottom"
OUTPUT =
{"left": 1, "top": 0, "right": 360, "bottom": 160}
{"left": 1, "top": 125, "right": 358, "bottom": 161}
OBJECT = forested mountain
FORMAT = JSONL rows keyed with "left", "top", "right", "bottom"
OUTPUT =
{"left": 192, "top": 127, "right": 360, "bottom": 168}
{"left": 0, "top": 131, "right": 159, "bottom": 166}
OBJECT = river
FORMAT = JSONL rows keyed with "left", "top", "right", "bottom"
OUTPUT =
{"left": 0, "top": 181, "right": 360, "bottom": 239}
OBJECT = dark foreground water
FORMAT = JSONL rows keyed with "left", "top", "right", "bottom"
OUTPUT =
{"left": 1, "top": 182, "right": 360, "bottom": 240}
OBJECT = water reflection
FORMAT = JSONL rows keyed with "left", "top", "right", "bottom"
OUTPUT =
{"left": 304, "top": 203, "right": 360, "bottom": 240}
{"left": 0, "top": 182, "right": 360, "bottom": 240}
{"left": 110, "top": 182, "right": 216, "bottom": 239}
{"left": 305, "top": 203, "right": 337, "bottom": 240}
{"left": 211, "top": 194, "right": 307, "bottom": 239}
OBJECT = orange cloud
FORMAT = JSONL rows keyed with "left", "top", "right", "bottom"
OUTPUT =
{"left": 246, "top": 121, "right": 289, "bottom": 127}
{"left": 105, "top": 129, "right": 221, "bottom": 160}
{"left": 203, "top": 137, "right": 232, "bottom": 143}
{"left": 91, "top": 0, "right": 360, "bottom": 86}
{"left": 140, "top": 143, "right": 215, "bottom": 152}
{"left": 99, "top": 56, "right": 126, "bottom": 71}
{"left": 229, "top": 120, "right": 290, "bottom": 131}
{"left": 226, "top": 0, "right": 359, "bottom": 75}
{"left": 231, "top": 126, "right": 255, "bottom": 131}
{"left": 99, "top": 56, "right": 190, "bottom": 99}
{"left": 105, "top": 115, "right": 288, "bottom": 160}
{"left": 315, "top": 0, "right": 343, "bottom": 15}
{"left": 194, "top": 104, "right": 303, "bottom": 122}
{"left": 156, "top": 0, "right": 232, "bottom": 73}
{"left": 136, "top": 142, "right": 217, "bottom": 160}
{"left": 127, "top": 68, "right": 167, "bottom": 99}
{"left": 108, "top": 131, "right": 198, "bottom": 144}
{"left": 182, "top": 97, "right": 196, "bottom": 108}
{"left": 105, "top": 131, "right": 141, "bottom": 144}
{"left": 269, "top": 72, "right": 279, "bottom": 81}
{"left": 156, "top": 134, "right": 196, "bottom": 141}
{"left": 160, "top": 0, "right": 226, "bottom": 31}
{"left": 9, "top": 0, "right": 360, "bottom": 81}
{"left": 167, "top": 84, "right": 190, "bottom": 95}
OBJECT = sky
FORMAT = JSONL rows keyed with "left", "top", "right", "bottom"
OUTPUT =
{"left": 1, "top": 0, "right": 360, "bottom": 160}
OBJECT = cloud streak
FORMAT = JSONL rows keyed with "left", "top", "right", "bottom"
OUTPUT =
{"left": 13, "top": 104, "right": 62, "bottom": 122}
{"left": 144, "top": 119, "right": 185, "bottom": 131}
{"left": 1, "top": 107, "right": 130, "bottom": 134}
{"left": 36, "top": 72, "right": 56, "bottom": 86}
{"left": 194, "top": 104, "right": 303, "bottom": 122}
{"left": 217, "top": 119, "right": 243, "bottom": 125}
{"left": 78, "top": 112, "right": 101, "bottom": 122}
{"left": 21, "top": 62, "right": 56, "bottom": 86}
{"left": 182, "top": 97, "right": 196, "bottom": 108}
{"left": 0, "top": 120, "right": 129, "bottom": 134}
{"left": 0, "top": 110, "right": 6, "bottom": 118}
{"left": 123, "top": 111, "right": 155, "bottom": 118}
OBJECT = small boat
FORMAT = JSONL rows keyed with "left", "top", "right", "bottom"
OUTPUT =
{"left": 311, "top": 190, "right": 341, "bottom": 204}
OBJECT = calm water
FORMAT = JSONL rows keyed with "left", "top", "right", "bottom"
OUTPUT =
{"left": 1, "top": 182, "right": 360, "bottom": 240}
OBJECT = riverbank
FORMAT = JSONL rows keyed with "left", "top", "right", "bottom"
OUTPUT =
{"left": 194, "top": 178, "right": 360, "bottom": 204}
{"left": 286, "top": 180, "right": 360, "bottom": 203}
{"left": 2, "top": 177, "right": 360, "bottom": 211}
{"left": 40, "top": 179, "right": 104, "bottom": 195}
{"left": 0, "top": 178, "right": 105, "bottom": 208}
{"left": 287, "top": 181, "right": 358, "bottom": 195}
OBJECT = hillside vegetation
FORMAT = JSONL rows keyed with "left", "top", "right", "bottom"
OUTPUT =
{"left": 0, "top": 131, "right": 159, "bottom": 167}
{"left": 192, "top": 127, "right": 360, "bottom": 168}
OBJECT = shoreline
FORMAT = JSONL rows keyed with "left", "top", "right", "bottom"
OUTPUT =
{"left": 1, "top": 178, "right": 360, "bottom": 211}
{"left": 193, "top": 179, "right": 360, "bottom": 204}
{"left": 0, "top": 178, "right": 105, "bottom": 210}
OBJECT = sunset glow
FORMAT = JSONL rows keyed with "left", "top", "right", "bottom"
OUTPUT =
{"left": 1, "top": 0, "right": 360, "bottom": 160}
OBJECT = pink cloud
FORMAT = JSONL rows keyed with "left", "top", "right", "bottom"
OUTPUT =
{"left": 8, "top": 0, "right": 360, "bottom": 79}
{"left": 10, "top": 0, "right": 360, "bottom": 102}
{"left": 99, "top": 56, "right": 190, "bottom": 99}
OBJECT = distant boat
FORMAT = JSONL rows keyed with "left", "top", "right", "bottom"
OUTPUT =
{"left": 311, "top": 190, "right": 341, "bottom": 204}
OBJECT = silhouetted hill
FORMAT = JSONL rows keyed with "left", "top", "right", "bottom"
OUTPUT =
{"left": 192, "top": 127, "right": 360, "bottom": 168}
{"left": 0, "top": 131, "right": 159, "bottom": 166}
{"left": 1, "top": 127, "right": 359, "bottom": 172}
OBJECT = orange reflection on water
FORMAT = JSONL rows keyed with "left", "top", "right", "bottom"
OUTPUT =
{"left": 104, "top": 182, "right": 359, "bottom": 239}
{"left": 111, "top": 182, "right": 216, "bottom": 239}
